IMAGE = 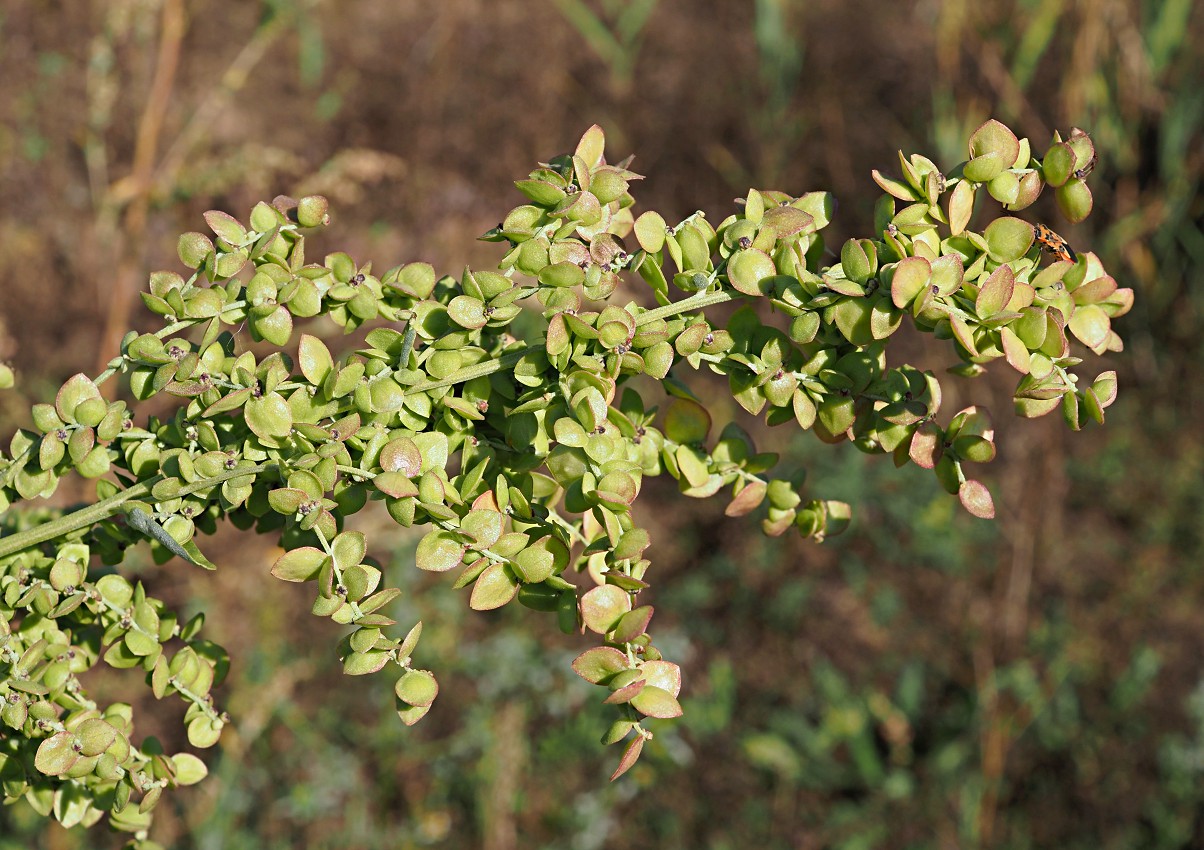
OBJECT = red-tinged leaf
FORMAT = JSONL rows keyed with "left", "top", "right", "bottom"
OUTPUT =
{"left": 469, "top": 562, "right": 519, "bottom": 611}
{"left": 639, "top": 660, "right": 682, "bottom": 697}
{"left": 909, "top": 421, "right": 943, "bottom": 469}
{"left": 1092, "top": 371, "right": 1118, "bottom": 407}
{"left": 949, "top": 315, "right": 979, "bottom": 356}
{"left": 872, "top": 169, "right": 916, "bottom": 201}
{"left": 604, "top": 677, "right": 646, "bottom": 705}
{"left": 959, "top": 479, "right": 996, "bottom": 518}
{"left": 581, "top": 585, "right": 632, "bottom": 634}
{"left": 890, "top": 256, "right": 931, "bottom": 308}
{"left": 612, "top": 605, "right": 654, "bottom": 643}
{"left": 969, "top": 119, "right": 1020, "bottom": 166}
{"left": 396, "top": 703, "right": 431, "bottom": 726}
{"left": 976, "top": 264, "right": 1015, "bottom": 318}
{"left": 610, "top": 734, "right": 645, "bottom": 781}
{"left": 725, "top": 480, "right": 767, "bottom": 516}
{"left": 1000, "top": 327, "right": 1030, "bottom": 373}
{"left": 472, "top": 490, "right": 500, "bottom": 512}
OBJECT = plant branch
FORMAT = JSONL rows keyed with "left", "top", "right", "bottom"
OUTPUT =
{"left": 0, "top": 463, "right": 271, "bottom": 560}
{"left": 634, "top": 288, "right": 734, "bottom": 325}
{"left": 401, "top": 288, "right": 736, "bottom": 396}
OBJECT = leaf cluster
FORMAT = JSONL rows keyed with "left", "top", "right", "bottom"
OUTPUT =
{"left": 0, "top": 119, "right": 1128, "bottom": 843}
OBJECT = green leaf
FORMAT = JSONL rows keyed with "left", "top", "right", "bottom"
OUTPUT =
{"left": 332, "top": 531, "right": 366, "bottom": 572}
{"left": 515, "top": 179, "right": 567, "bottom": 206}
{"left": 818, "top": 394, "right": 856, "bottom": 436}
{"left": 663, "top": 398, "right": 711, "bottom": 444}
{"left": 613, "top": 527, "right": 651, "bottom": 560}
{"left": 55, "top": 373, "right": 101, "bottom": 423}
{"left": 630, "top": 684, "right": 683, "bottom": 719}
{"left": 831, "top": 298, "right": 874, "bottom": 345}
{"left": 947, "top": 180, "right": 974, "bottom": 235}
{"left": 727, "top": 249, "right": 776, "bottom": 296}
{"left": 392, "top": 262, "right": 437, "bottom": 298}
{"left": 575, "top": 124, "right": 606, "bottom": 167}
{"left": 635, "top": 211, "right": 667, "bottom": 253}
{"left": 1042, "top": 142, "right": 1075, "bottom": 187}
{"left": 448, "top": 295, "right": 488, "bottom": 329}
{"left": 375, "top": 472, "right": 419, "bottom": 499}
{"left": 1055, "top": 179, "right": 1093, "bottom": 223}
{"left": 640, "top": 660, "right": 682, "bottom": 697}
{"left": 513, "top": 536, "right": 568, "bottom": 583}
{"left": 252, "top": 308, "right": 293, "bottom": 348}
{"left": 415, "top": 530, "right": 465, "bottom": 572}
{"left": 204, "top": 210, "right": 247, "bottom": 244}
{"left": 271, "top": 547, "right": 326, "bottom": 582}
{"left": 298, "top": 334, "right": 334, "bottom": 386}
{"left": 177, "top": 232, "right": 214, "bottom": 269}
{"left": 296, "top": 195, "right": 329, "bottom": 227}
{"left": 75, "top": 718, "right": 117, "bottom": 756}
{"left": 1092, "top": 371, "right": 1118, "bottom": 407}
{"left": 249, "top": 201, "right": 281, "bottom": 231}
{"left": 171, "top": 753, "right": 209, "bottom": 786}
{"left": 397, "top": 703, "right": 432, "bottom": 726}
{"left": 840, "top": 239, "right": 874, "bottom": 284}
{"left": 1068, "top": 303, "right": 1110, "bottom": 350}
{"left": 395, "top": 669, "right": 439, "bottom": 707}
{"left": 186, "top": 716, "right": 223, "bottom": 748}
{"left": 969, "top": 119, "right": 1020, "bottom": 170}
{"left": 343, "top": 650, "right": 391, "bottom": 676}
{"left": 268, "top": 488, "right": 309, "bottom": 514}
{"left": 983, "top": 217, "right": 1034, "bottom": 263}
{"left": 963, "top": 152, "right": 1003, "bottom": 183}
{"left": 34, "top": 732, "right": 79, "bottom": 776}
{"left": 245, "top": 392, "right": 293, "bottom": 439}
{"left": 539, "top": 262, "right": 585, "bottom": 288}
{"left": 596, "top": 470, "right": 639, "bottom": 509}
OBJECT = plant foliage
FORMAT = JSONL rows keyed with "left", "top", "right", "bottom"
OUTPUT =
{"left": 0, "top": 120, "right": 1128, "bottom": 845}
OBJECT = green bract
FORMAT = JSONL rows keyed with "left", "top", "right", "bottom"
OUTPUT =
{"left": 0, "top": 121, "right": 1128, "bottom": 841}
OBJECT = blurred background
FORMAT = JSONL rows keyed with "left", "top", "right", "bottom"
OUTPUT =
{"left": 1, "top": 0, "right": 1202, "bottom": 847}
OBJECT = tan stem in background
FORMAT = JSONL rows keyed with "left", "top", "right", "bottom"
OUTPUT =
{"left": 96, "top": 0, "right": 187, "bottom": 382}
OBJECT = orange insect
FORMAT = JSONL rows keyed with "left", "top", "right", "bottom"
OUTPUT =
{"left": 1034, "top": 223, "right": 1077, "bottom": 264}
